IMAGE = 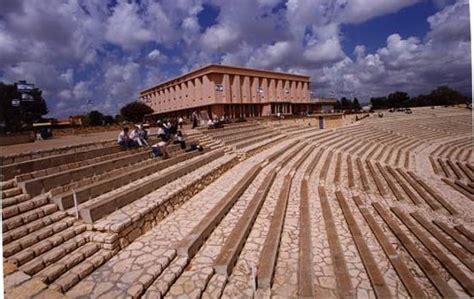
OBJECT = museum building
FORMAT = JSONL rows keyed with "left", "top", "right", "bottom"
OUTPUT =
{"left": 139, "top": 64, "right": 332, "bottom": 119}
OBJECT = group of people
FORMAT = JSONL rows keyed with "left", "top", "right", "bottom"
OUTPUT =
{"left": 117, "top": 117, "right": 202, "bottom": 160}
{"left": 117, "top": 124, "right": 148, "bottom": 148}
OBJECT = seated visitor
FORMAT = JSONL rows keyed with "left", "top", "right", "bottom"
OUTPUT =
{"left": 207, "top": 119, "right": 214, "bottom": 129}
{"left": 117, "top": 127, "right": 136, "bottom": 148}
{"left": 130, "top": 125, "right": 148, "bottom": 147}
{"left": 174, "top": 131, "right": 186, "bottom": 149}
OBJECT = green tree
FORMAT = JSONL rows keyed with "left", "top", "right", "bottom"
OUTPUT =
{"left": 387, "top": 91, "right": 410, "bottom": 108}
{"left": 82, "top": 110, "right": 105, "bottom": 127}
{"left": 370, "top": 96, "right": 388, "bottom": 109}
{"left": 340, "top": 97, "right": 353, "bottom": 110}
{"left": 0, "top": 82, "right": 48, "bottom": 133}
{"left": 352, "top": 98, "right": 361, "bottom": 111}
{"left": 427, "top": 86, "right": 467, "bottom": 106}
{"left": 103, "top": 115, "right": 115, "bottom": 125}
{"left": 120, "top": 101, "right": 153, "bottom": 123}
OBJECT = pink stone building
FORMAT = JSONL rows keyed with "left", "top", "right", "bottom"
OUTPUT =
{"left": 139, "top": 64, "right": 329, "bottom": 119}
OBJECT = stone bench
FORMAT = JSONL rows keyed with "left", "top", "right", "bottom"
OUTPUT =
{"left": 0, "top": 140, "right": 116, "bottom": 166}
{"left": 18, "top": 148, "right": 155, "bottom": 197}
{"left": 1, "top": 144, "right": 128, "bottom": 180}
{"left": 178, "top": 164, "right": 263, "bottom": 259}
{"left": 234, "top": 132, "right": 280, "bottom": 149}
{"left": 79, "top": 148, "right": 221, "bottom": 223}
{"left": 53, "top": 148, "right": 206, "bottom": 211}
{"left": 14, "top": 147, "right": 144, "bottom": 183}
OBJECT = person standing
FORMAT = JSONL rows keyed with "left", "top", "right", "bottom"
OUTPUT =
{"left": 192, "top": 111, "right": 198, "bottom": 129}
{"left": 178, "top": 116, "right": 184, "bottom": 129}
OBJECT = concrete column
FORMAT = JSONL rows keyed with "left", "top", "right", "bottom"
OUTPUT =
{"left": 251, "top": 77, "right": 258, "bottom": 103}
{"left": 290, "top": 81, "right": 296, "bottom": 102}
{"left": 231, "top": 75, "right": 241, "bottom": 103}
{"left": 303, "top": 82, "right": 309, "bottom": 101}
{"left": 276, "top": 79, "right": 283, "bottom": 101}
{"left": 296, "top": 81, "right": 302, "bottom": 102}
{"left": 242, "top": 76, "right": 251, "bottom": 103}
{"left": 223, "top": 74, "right": 231, "bottom": 103}
{"left": 283, "top": 80, "right": 290, "bottom": 101}
{"left": 195, "top": 77, "right": 202, "bottom": 102}
{"left": 261, "top": 77, "right": 268, "bottom": 103}
{"left": 202, "top": 75, "right": 212, "bottom": 104}
{"left": 269, "top": 79, "right": 276, "bottom": 102}
{"left": 187, "top": 80, "right": 194, "bottom": 109}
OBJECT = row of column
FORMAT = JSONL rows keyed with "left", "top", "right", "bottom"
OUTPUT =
{"left": 217, "top": 74, "right": 309, "bottom": 104}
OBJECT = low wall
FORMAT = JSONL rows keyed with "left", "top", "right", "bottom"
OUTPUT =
{"left": 0, "top": 132, "right": 35, "bottom": 146}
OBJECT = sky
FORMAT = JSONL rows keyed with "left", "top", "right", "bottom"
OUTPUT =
{"left": 0, "top": 0, "right": 471, "bottom": 117}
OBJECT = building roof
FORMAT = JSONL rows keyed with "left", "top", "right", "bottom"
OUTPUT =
{"left": 140, "top": 64, "right": 310, "bottom": 94}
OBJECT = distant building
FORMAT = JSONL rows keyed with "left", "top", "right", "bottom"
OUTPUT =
{"left": 139, "top": 64, "right": 334, "bottom": 119}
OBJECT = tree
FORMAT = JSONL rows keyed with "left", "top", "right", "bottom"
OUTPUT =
{"left": 103, "top": 115, "right": 115, "bottom": 125}
{"left": 387, "top": 91, "right": 410, "bottom": 108}
{"left": 340, "top": 97, "right": 353, "bottom": 111}
{"left": 120, "top": 102, "right": 153, "bottom": 123}
{"left": 427, "top": 86, "right": 467, "bottom": 106}
{"left": 370, "top": 96, "right": 388, "bottom": 109}
{"left": 82, "top": 110, "right": 104, "bottom": 127}
{"left": 0, "top": 82, "right": 48, "bottom": 133}
{"left": 352, "top": 98, "right": 361, "bottom": 111}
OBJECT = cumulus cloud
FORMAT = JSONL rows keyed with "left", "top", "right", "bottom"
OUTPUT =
{"left": 0, "top": 0, "right": 470, "bottom": 117}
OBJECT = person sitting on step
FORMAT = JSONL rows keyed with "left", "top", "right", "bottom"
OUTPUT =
{"left": 174, "top": 131, "right": 186, "bottom": 149}
{"left": 117, "top": 127, "right": 136, "bottom": 148}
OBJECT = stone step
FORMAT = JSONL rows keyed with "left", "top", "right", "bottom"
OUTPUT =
{"left": 1, "top": 143, "right": 125, "bottom": 180}
{"left": 213, "top": 170, "right": 277, "bottom": 276}
{"left": 233, "top": 132, "right": 281, "bottom": 150}
{"left": 177, "top": 164, "right": 263, "bottom": 259}
{"left": 14, "top": 146, "right": 143, "bottom": 183}
{"left": 1, "top": 187, "right": 22, "bottom": 199}
{"left": 50, "top": 248, "right": 115, "bottom": 293}
{"left": 3, "top": 203, "right": 58, "bottom": 233}
{"left": 54, "top": 148, "right": 207, "bottom": 211}
{"left": 18, "top": 147, "right": 154, "bottom": 197}
{"left": 335, "top": 192, "right": 392, "bottom": 298}
{"left": 35, "top": 242, "right": 100, "bottom": 284}
{"left": 48, "top": 142, "right": 190, "bottom": 201}
{"left": 79, "top": 149, "right": 222, "bottom": 223}
{"left": 391, "top": 207, "right": 474, "bottom": 296}
{"left": 2, "top": 196, "right": 49, "bottom": 220}
{"left": 352, "top": 196, "right": 425, "bottom": 298}
{"left": 8, "top": 223, "right": 87, "bottom": 267}
{"left": 0, "top": 179, "right": 17, "bottom": 190}
{"left": 318, "top": 186, "right": 355, "bottom": 298}
{"left": 2, "top": 193, "right": 30, "bottom": 208}
{"left": 18, "top": 233, "right": 89, "bottom": 276}
{"left": 224, "top": 130, "right": 275, "bottom": 147}
{"left": 372, "top": 202, "right": 457, "bottom": 298}
{"left": 3, "top": 216, "right": 75, "bottom": 257}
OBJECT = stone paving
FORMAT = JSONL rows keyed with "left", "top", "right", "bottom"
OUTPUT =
{"left": 3, "top": 107, "right": 473, "bottom": 298}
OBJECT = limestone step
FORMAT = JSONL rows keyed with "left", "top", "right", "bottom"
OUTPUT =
{"left": 14, "top": 146, "right": 144, "bottom": 183}
{"left": 1, "top": 187, "right": 22, "bottom": 198}
{"left": 53, "top": 147, "right": 206, "bottom": 211}
{"left": 3, "top": 203, "right": 58, "bottom": 233}
{"left": 18, "top": 233, "right": 89, "bottom": 275}
{"left": 18, "top": 147, "right": 154, "bottom": 197}
{"left": 3, "top": 211, "right": 67, "bottom": 245}
{"left": 1, "top": 143, "right": 126, "bottom": 180}
{"left": 50, "top": 248, "right": 115, "bottom": 293}
{"left": 3, "top": 216, "right": 75, "bottom": 257}
{"left": 79, "top": 149, "right": 222, "bottom": 223}
{"left": 35, "top": 242, "right": 100, "bottom": 284}
{"left": 0, "top": 179, "right": 17, "bottom": 190}
{"left": 7, "top": 223, "right": 87, "bottom": 266}
{"left": 2, "top": 196, "right": 49, "bottom": 220}
{"left": 234, "top": 132, "right": 281, "bottom": 149}
{"left": 2, "top": 193, "right": 30, "bottom": 208}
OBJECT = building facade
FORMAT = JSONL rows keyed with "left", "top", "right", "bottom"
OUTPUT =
{"left": 139, "top": 64, "right": 328, "bottom": 119}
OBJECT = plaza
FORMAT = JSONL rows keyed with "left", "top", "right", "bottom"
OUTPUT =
{"left": 1, "top": 106, "right": 473, "bottom": 298}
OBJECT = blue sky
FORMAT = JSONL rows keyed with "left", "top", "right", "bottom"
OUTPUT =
{"left": 0, "top": 0, "right": 470, "bottom": 117}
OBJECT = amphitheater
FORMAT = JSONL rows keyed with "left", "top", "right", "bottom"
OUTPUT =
{"left": 1, "top": 106, "right": 473, "bottom": 299}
